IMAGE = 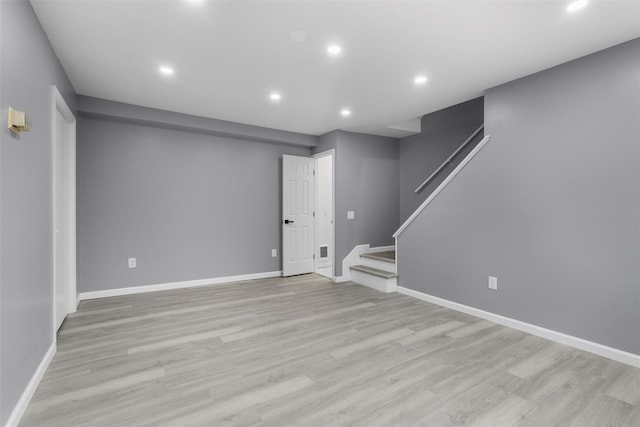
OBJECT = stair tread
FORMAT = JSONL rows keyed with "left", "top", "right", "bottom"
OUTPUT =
{"left": 361, "top": 250, "right": 396, "bottom": 263}
{"left": 350, "top": 264, "right": 397, "bottom": 279}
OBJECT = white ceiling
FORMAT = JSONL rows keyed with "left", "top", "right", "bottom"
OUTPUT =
{"left": 31, "top": 0, "right": 640, "bottom": 137}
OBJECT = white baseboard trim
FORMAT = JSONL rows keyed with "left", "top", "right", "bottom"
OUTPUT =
{"left": 333, "top": 275, "right": 348, "bottom": 283}
{"left": 4, "top": 342, "right": 56, "bottom": 427}
{"left": 78, "top": 271, "right": 282, "bottom": 301}
{"left": 397, "top": 286, "right": 640, "bottom": 368}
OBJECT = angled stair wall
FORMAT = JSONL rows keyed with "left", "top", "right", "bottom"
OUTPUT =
{"left": 394, "top": 38, "right": 640, "bottom": 363}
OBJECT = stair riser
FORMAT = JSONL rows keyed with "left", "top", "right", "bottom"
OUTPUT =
{"left": 359, "top": 257, "right": 396, "bottom": 273}
{"left": 350, "top": 270, "right": 397, "bottom": 293}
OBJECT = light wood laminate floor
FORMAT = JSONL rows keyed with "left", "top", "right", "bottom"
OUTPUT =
{"left": 21, "top": 274, "right": 640, "bottom": 426}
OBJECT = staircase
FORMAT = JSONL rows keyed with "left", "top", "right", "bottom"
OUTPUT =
{"left": 349, "top": 250, "right": 397, "bottom": 293}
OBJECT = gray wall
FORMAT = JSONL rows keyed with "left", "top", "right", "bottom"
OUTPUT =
{"left": 314, "top": 131, "right": 399, "bottom": 277}
{"left": 78, "top": 98, "right": 400, "bottom": 288}
{"left": 0, "top": 0, "right": 77, "bottom": 423}
{"left": 399, "top": 98, "right": 484, "bottom": 223}
{"left": 397, "top": 39, "right": 640, "bottom": 354}
{"left": 314, "top": 130, "right": 338, "bottom": 154}
{"left": 77, "top": 111, "right": 310, "bottom": 293}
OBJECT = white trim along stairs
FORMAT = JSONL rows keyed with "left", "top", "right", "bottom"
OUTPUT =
{"left": 348, "top": 248, "right": 397, "bottom": 293}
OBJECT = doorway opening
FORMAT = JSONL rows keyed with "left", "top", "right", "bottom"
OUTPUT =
{"left": 52, "top": 86, "right": 77, "bottom": 333}
{"left": 313, "top": 150, "right": 334, "bottom": 279}
{"left": 281, "top": 150, "right": 335, "bottom": 279}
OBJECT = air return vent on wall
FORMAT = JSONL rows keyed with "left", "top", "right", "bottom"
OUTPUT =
{"left": 319, "top": 245, "right": 328, "bottom": 258}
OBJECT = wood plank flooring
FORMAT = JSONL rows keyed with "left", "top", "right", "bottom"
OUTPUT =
{"left": 20, "top": 274, "right": 640, "bottom": 426}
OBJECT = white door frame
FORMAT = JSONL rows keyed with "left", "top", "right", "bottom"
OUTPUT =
{"left": 52, "top": 85, "right": 77, "bottom": 336}
{"left": 312, "top": 149, "right": 335, "bottom": 279}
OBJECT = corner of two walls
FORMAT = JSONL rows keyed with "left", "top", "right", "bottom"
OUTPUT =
{"left": 76, "top": 107, "right": 313, "bottom": 294}
{"left": 80, "top": 115, "right": 404, "bottom": 292}
{"left": 397, "top": 39, "right": 640, "bottom": 356}
{"left": 0, "top": 0, "right": 77, "bottom": 424}
{"left": 315, "top": 130, "right": 400, "bottom": 277}
{"left": 323, "top": 98, "right": 486, "bottom": 278}
{"left": 79, "top": 103, "right": 403, "bottom": 293}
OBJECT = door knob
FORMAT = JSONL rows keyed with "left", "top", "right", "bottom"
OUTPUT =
{"left": 284, "top": 219, "right": 295, "bottom": 224}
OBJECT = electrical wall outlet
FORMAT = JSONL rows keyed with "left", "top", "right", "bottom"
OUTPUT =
{"left": 128, "top": 257, "right": 136, "bottom": 268}
{"left": 347, "top": 210, "right": 355, "bottom": 220}
{"left": 271, "top": 249, "right": 277, "bottom": 257}
{"left": 488, "top": 276, "right": 497, "bottom": 290}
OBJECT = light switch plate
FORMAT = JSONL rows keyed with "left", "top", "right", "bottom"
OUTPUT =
{"left": 347, "top": 211, "right": 355, "bottom": 220}
{"left": 271, "top": 249, "right": 277, "bottom": 257}
{"left": 488, "top": 276, "right": 497, "bottom": 290}
{"left": 128, "top": 258, "right": 136, "bottom": 268}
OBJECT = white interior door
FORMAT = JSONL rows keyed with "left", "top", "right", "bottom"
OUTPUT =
{"left": 282, "top": 155, "right": 315, "bottom": 276}
{"left": 314, "top": 152, "right": 334, "bottom": 277}
{"left": 53, "top": 87, "right": 77, "bottom": 331}
{"left": 54, "top": 108, "right": 70, "bottom": 330}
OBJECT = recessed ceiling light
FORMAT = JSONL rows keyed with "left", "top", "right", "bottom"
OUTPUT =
{"left": 186, "top": 0, "right": 204, "bottom": 4}
{"left": 327, "top": 45, "right": 342, "bottom": 55}
{"left": 159, "top": 66, "right": 174, "bottom": 76}
{"left": 566, "top": 0, "right": 588, "bottom": 12}
{"left": 340, "top": 109, "right": 351, "bottom": 117}
{"left": 270, "top": 93, "right": 282, "bottom": 101}
{"left": 414, "top": 75, "right": 428, "bottom": 85}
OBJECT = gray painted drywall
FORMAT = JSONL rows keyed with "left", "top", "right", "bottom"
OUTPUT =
{"left": 314, "top": 131, "right": 338, "bottom": 155}
{"left": 77, "top": 96, "right": 317, "bottom": 148}
{"left": 77, "top": 111, "right": 310, "bottom": 293}
{"left": 397, "top": 39, "right": 640, "bottom": 354}
{"left": 314, "top": 131, "right": 399, "bottom": 277}
{"left": 399, "top": 98, "right": 484, "bottom": 223}
{"left": 0, "top": 0, "right": 76, "bottom": 423}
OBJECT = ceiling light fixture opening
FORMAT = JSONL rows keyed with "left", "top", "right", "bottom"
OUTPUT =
{"left": 414, "top": 75, "right": 428, "bottom": 85}
{"left": 270, "top": 93, "right": 282, "bottom": 101}
{"left": 159, "top": 66, "right": 174, "bottom": 76}
{"left": 567, "top": 0, "right": 588, "bottom": 12}
{"left": 327, "top": 45, "right": 342, "bottom": 55}
{"left": 340, "top": 109, "right": 351, "bottom": 117}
